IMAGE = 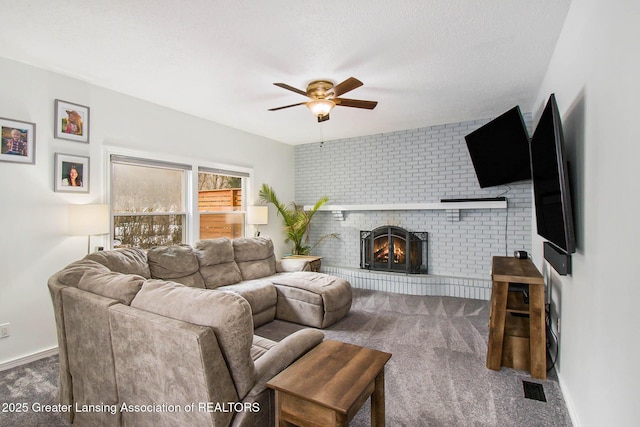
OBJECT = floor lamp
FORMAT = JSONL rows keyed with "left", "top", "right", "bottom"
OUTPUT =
{"left": 247, "top": 206, "right": 268, "bottom": 237}
{"left": 69, "top": 204, "right": 110, "bottom": 254}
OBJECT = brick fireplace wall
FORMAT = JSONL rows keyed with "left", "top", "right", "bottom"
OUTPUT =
{"left": 294, "top": 115, "right": 533, "bottom": 290}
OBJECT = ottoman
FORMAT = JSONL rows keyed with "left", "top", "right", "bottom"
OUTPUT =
{"left": 271, "top": 272, "right": 352, "bottom": 328}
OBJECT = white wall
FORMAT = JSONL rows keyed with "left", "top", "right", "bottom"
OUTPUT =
{"left": 0, "top": 57, "right": 294, "bottom": 366}
{"left": 533, "top": 1, "right": 640, "bottom": 426}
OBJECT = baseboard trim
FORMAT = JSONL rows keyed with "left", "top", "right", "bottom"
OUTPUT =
{"left": 557, "top": 371, "right": 581, "bottom": 427}
{"left": 0, "top": 346, "right": 59, "bottom": 372}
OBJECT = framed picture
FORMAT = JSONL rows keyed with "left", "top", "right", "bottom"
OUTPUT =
{"left": 55, "top": 99, "right": 90, "bottom": 143}
{"left": 55, "top": 153, "right": 89, "bottom": 193}
{"left": 0, "top": 117, "right": 36, "bottom": 164}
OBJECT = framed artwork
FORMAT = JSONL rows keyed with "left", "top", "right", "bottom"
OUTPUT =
{"left": 0, "top": 117, "right": 36, "bottom": 164}
{"left": 55, "top": 99, "right": 90, "bottom": 143}
{"left": 55, "top": 153, "right": 90, "bottom": 193}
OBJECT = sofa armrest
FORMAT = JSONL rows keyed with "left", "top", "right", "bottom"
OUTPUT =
{"left": 276, "top": 258, "right": 311, "bottom": 272}
{"left": 248, "top": 329, "right": 324, "bottom": 397}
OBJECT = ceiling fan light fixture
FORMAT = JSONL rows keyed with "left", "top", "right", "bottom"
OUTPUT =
{"left": 270, "top": 78, "right": 376, "bottom": 122}
{"left": 306, "top": 99, "right": 335, "bottom": 118}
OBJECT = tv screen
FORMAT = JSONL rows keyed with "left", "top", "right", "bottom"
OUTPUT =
{"left": 464, "top": 106, "right": 531, "bottom": 188}
{"left": 530, "top": 94, "right": 576, "bottom": 254}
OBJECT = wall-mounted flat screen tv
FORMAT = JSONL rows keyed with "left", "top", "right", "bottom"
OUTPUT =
{"left": 530, "top": 94, "right": 576, "bottom": 254}
{"left": 464, "top": 106, "right": 531, "bottom": 188}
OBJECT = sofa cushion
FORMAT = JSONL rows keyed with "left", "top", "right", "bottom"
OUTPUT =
{"left": 85, "top": 248, "right": 151, "bottom": 278}
{"left": 147, "top": 245, "right": 205, "bottom": 288}
{"left": 109, "top": 305, "right": 238, "bottom": 427}
{"left": 218, "top": 279, "right": 277, "bottom": 317}
{"left": 251, "top": 335, "right": 277, "bottom": 361}
{"left": 61, "top": 288, "right": 121, "bottom": 425}
{"left": 271, "top": 272, "right": 353, "bottom": 328}
{"left": 77, "top": 270, "right": 145, "bottom": 305}
{"left": 194, "top": 238, "right": 242, "bottom": 288}
{"left": 232, "top": 237, "right": 277, "bottom": 280}
{"left": 130, "top": 280, "right": 256, "bottom": 399}
{"left": 272, "top": 272, "right": 351, "bottom": 312}
{"left": 58, "top": 259, "right": 111, "bottom": 287}
{"left": 249, "top": 329, "right": 324, "bottom": 398}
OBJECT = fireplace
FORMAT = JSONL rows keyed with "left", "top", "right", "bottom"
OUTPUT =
{"left": 360, "top": 226, "right": 428, "bottom": 274}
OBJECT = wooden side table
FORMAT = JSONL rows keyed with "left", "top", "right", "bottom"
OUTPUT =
{"left": 283, "top": 255, "right": 322, "bottom": 272}
{"left": 486, "top": 256, "right": 547, "bottom": 379}
{"left": 267, "top": 340, "right": 391, "bottom": 427}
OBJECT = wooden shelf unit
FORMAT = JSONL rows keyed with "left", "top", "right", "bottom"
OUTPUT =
{"left": 486, "top": 256, "right": 547, "bottom": 379}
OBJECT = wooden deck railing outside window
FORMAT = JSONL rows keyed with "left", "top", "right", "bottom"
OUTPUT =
{"left": 198, "top": 188, "right": 244, "bottom": 239}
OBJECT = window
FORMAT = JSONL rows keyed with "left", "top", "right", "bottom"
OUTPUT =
{"left": 198, "top": 168, "right": 248, "bottom": 239}
{"left": 111, "top": 156, "right": 189, "bottom": 249}
{"left": 109, "top": 151, "right": 252, "bottom": 249}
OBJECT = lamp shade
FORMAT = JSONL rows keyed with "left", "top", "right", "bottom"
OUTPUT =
{"left": 69, "top": 204, "right": 110, "bottom": 236}
{"left": 247, "top": 206, "right": 268, "bottom": 225}
{"left": 306, "top": 99, "right": 335, "bottom": 117}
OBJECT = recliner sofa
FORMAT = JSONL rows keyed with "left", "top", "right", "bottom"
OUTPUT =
{"left": 47, "top": 236, "right": 352, "bottom": 426}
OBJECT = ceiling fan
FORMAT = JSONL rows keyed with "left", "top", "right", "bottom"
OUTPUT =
{"left": 268, "top": 77, "right": 377, "bottom": 122}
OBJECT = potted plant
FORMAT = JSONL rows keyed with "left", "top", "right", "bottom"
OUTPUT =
{"left": 258, "top": 183, "right": 334, "bottom": 255}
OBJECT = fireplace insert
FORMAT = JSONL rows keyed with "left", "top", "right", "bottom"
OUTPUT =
{"left": 360, "top": 226, "right": 428, "bottom": 274}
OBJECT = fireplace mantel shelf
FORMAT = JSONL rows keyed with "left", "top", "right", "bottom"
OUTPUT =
{"left": 304, "top": 200, "right": 507, "bottom": 221}
{"left": 304, "top": 200, "right": 507, "bottom": 212}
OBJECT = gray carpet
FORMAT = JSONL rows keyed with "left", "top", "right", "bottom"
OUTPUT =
{"left": 0, "top": 354, "right": 68, "bottom": 427}
{"left": 0, "top": 288, "right": 572, "bottom": 426}
{"left": 256, "top": 288, "right": 572, "bottom": 426}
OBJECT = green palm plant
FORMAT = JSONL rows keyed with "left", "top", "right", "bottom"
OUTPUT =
{"left": 258, "top": 183, "right": 330, "bottom": 255}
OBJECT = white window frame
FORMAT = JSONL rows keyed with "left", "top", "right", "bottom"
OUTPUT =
{"left": 105, "top": 146, "right": 253, "bottom": 249}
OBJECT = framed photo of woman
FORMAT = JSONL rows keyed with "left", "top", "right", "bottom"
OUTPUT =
{"left": 54, "top": 99, "right": 90, "bottom": 143}
{"left": 0, "top": 117, "right": 36, "bottom": 164}
{"left": 55, "top": 153, "right": 89, "bottom": 193}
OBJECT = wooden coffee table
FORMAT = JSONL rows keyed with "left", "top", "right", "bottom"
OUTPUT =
{"left": 267, "top": 340, "right": 392, "bottom": 427}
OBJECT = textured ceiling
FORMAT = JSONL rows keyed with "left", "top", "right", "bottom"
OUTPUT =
{"left": 0, "top": 0, "right": 570, "bottom": 145}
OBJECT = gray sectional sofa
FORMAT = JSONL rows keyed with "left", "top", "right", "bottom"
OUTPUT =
{"left": 47, "top": 236, "right": 352, "bottom": 426}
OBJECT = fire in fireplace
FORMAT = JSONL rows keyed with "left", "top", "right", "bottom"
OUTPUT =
{"left": 360, "top": 226, "right": 428, "bottom": 274}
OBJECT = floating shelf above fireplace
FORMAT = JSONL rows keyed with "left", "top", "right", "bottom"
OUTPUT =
{"left": 303, "top": 200, "right": 507, "bottom": 220}
{"left": 304, "top": 200, "right": 507, "bottom": 211}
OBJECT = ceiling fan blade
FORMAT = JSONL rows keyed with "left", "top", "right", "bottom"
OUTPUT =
{"left": 335, "top": 98, "right": 378, "bottom": 110}
{"left": 273, "top": 82, "right": 308, "bottom": 97}
{"left": 268, "top": 102, "right": 307, "bottom": 111}
{"left": 331, "top": 77, "right": 363, "bottom": 97}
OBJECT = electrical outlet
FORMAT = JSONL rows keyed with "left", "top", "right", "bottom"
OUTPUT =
{"left": 0, "top": 323, "right": 10, "bottom": 338}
